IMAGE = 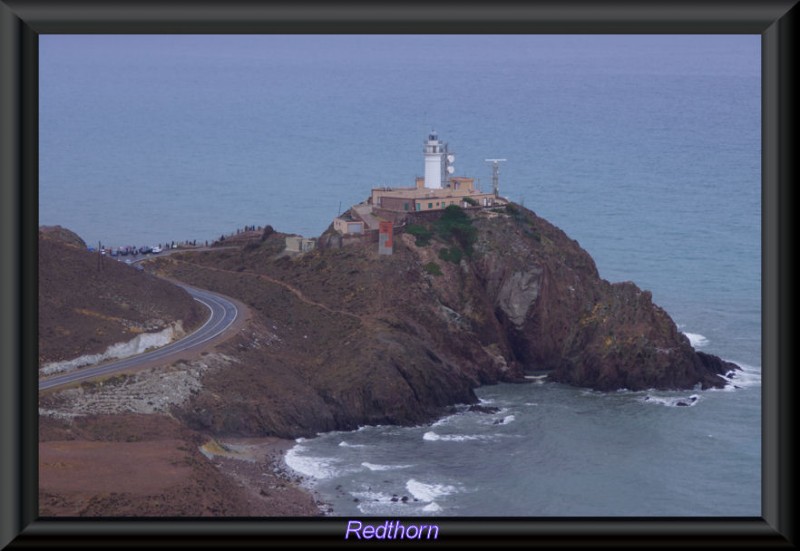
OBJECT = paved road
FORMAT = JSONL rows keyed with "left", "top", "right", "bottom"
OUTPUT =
{"left": 38, "top": 283, "right": 239, "bottom": 391}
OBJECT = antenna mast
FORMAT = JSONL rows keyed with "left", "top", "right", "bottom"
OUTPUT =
{"left": 484, "top": 159, "right": 507, "bottom": 196}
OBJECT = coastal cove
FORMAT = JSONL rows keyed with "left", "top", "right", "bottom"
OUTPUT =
{"left": 285, "top": 371, "right": 760, "bottom": 517}
{"left": 38, "top": 35, "right": 761, "bottom": 517}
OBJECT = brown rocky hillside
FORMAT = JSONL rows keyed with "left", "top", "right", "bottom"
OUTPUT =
{"left": 38, "top": 227, "right": 205, "bottom": 365}
{"left": 146, "top": 202, "right": 737, "bottom": 439}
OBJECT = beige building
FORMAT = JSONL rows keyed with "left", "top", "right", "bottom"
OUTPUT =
{"left": 370, "top": 177, "right": 502, "bottom": 213}
{"left": 333, "top": 217, "right": 365, "bottom": 235}
{"left": 331, "top": 134, "right": 508, "bottom": 236}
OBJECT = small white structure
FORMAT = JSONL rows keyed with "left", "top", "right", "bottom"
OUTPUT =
{"left": 333, "top": 217, "right": 365, "bottom": 235}
{"left": 285, "top": 236, "right": 316, "bottom": 253}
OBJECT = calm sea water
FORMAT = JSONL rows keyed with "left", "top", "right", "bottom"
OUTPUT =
{"left": 39, "top": 35, "right": 761, "bottom": 516}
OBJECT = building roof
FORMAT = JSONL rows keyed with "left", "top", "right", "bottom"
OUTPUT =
{"left": 371, "top": 186, "right": 487, "bottom": 200}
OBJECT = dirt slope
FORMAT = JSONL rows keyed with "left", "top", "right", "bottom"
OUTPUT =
{"left": 38, "top": 227, "right": 205, "bottom": 365}
{"left": 39, "top": 413, "right": 318, "bottom": 516}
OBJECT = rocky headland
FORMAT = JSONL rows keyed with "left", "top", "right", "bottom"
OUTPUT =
{"left": 147, "top": 202, "right": 738, "bottom": 438}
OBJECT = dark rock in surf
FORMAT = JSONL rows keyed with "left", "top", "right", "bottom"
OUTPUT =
{"left": 468, "top": 405, "right": 501, "bottom": 414}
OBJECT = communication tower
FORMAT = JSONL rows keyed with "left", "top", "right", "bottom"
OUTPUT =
{"left": 485, "top": 158, "right": 507, "bottom": 196}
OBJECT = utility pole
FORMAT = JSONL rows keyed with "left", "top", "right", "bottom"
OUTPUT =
{"left": 96, "top": 241, "right": 104, "bottom": 271}
{"left": 484, "top": 159, "right": 507, "bottom": 197}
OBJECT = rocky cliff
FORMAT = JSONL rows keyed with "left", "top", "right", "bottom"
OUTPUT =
{"left": 468, "top": 204, "right": 737, "bottom": 391}
{"left": 149, "top": 203, "right": 737, "bottom": 438}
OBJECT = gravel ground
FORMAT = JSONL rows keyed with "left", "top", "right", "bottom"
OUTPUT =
{"left": 39, "top": 352, "right": 235, "bottom": 418}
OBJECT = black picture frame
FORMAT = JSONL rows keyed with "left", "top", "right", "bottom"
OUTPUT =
{"left": 1, "top": 1, "right": 796, "bottom": 548}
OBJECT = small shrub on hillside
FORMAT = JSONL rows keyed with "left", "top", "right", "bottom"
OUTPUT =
{"left": 423, "top": 261, "right": 443, "bottom": 276}
{"left": 438, "top": 246, "right": 463, "bottom": 264}
{"left": 407, "top": 224, "right": 433, "bottom": 246}
{"left": 524, "top": 227, "right": 542, "bottom": 242}
{"left": 434, "top": 205, "right": 477, "bottom": 255}
{"left": 506, "top": 202, "right": 534, "bottom": 227}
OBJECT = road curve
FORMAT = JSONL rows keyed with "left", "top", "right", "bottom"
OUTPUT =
{"left": 39, "top": 283, "right": 240, "bottom": 392}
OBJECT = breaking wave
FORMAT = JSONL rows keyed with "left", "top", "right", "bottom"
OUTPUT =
{"left": 338, "top": 441, "right": 368, "bottom": 448}
{"left": 406, "top": 479, "right": 458, "bottom": 502}
{"left": 716, "top": 361, "right": 761, "bottom": 390}
{"left": 361, "top": 462, "right": 412, "bottom": 471}
{"left": 285, "top": 445, "right": 342, "bottom": 480}
{"left": 423, "top": 431, "right": 485, "bottom": 442}
{"left": 684, "top": 332, "right": 710, "bottom": 348}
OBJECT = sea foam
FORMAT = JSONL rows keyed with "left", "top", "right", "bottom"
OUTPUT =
{"left": 683, "top": 332, "right": 710, "bottom": 348}
{"left": 406, "top": 479, "right": 457, "bottom": 502}
{"left": 350, "top": 489, "right": 394, "bottom": 503}
{"left": 338, "top": 440, "right": 368, "bottom": 448}
{"left": 716, "top": 361, "right": 761, "bottom": 390}
{"left": 361, "top": 462, "right": 412, "bottom": 471}
{"left": 431, "top": 413, "right": 459, "bottom": 428}
{"left": 423, "top": 431, "right": 485, "bottom": 442}
{"left": 284, "top": 445, "right": 340, "bottom": 480}
{"left": 640, "top": 394, "right": 700, "bottom": 407}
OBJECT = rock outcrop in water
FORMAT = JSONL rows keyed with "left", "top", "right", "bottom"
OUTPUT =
{"left": 150, "top": 202, "right": 737, "bottom": 438}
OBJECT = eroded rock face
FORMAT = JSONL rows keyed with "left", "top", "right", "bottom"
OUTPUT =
{"left": 495, "top": 268, "right": 542, "bottom": 328}
{"left": 468, "top": 206, "right": 736, "bottom": 391}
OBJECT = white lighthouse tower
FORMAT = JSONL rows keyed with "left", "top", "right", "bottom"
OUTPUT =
{"left": 423, "top": 131, "right": 445, "bottom": 189}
